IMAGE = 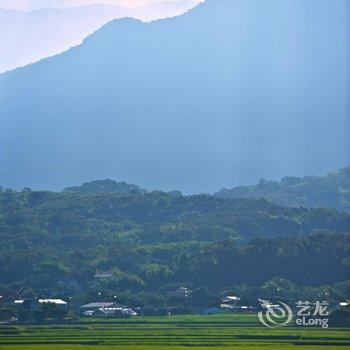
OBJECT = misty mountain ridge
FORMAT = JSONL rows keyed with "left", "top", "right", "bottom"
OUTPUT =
{"left": 215, "top": 166, "right": 350, "bottom": 212}
{"left": 0, "top": 0, "right": 349, "bottom": 193}
{"left": 10, "top": 166, "right": 348, "bottom": 212}
{"left": 0, "top": 0, "right": 198, "bottom": 72}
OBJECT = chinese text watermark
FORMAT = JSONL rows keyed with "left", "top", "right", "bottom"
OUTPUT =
{"left": 258, "top": 299, "right": 329, "bottom": 329}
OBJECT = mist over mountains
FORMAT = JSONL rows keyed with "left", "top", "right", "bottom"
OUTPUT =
{"left": 0, "top": 1, "right": 199, "bottom": 72}
{"left": 0, "top": 0, "right": 349, "bottom": 193}
{"left": 0, "top": 0, "right": 197, "bottom": 11}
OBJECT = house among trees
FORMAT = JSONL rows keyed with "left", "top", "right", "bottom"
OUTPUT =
{"left": 80, "top": 302, "right": 117, "bottom": 311}
{"left": 93, "top": 307, "right": 137, "bottom": 318}
{"left": 39, "top": 299, "right": 67, "bottom": 308}
{"left": 14, "top": 299, "right": 38, "bottom": 311}
{"left": 167, "top": 287, "right": 190, "bottom": 299}
{"left": 220, "top": 295, "right": 241, "bottom": 311}
{"left": 80, "top": 302, "right": 137, "bottom": 317}
{"left": 0, "top": 286, "right": 22, "bottom": 304}
{"left": 13, "top": 298, "right": 68, "bottom": 311}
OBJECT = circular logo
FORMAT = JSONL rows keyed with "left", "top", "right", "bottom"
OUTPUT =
{"left": 258, "top": 302, "right": 293, "bottom": 328}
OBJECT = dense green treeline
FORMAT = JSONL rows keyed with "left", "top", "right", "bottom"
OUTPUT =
{"left": 175, "top": 234, "right": 350, "bottom": 288}
{"left": 0, "top": 188, "right": 349, "bottom": 300}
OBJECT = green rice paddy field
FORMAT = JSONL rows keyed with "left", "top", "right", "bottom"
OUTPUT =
{"left": 0, "top": 314, "right": 349, "bottom": 350}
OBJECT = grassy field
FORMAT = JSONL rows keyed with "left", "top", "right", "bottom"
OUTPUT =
{"left": 0, "top": 314, "right": 349, "bottom": 350}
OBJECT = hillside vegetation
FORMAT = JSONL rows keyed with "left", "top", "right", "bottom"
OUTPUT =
{"left": 215, "top": 167, "right": 350, "bottom": 212}
{"left": 0, "top": 188, "right": 349, "bottom": 301}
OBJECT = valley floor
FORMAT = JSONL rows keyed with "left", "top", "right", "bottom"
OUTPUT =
{"left": 0, "top": 314, "right": 349, "bottom": 349}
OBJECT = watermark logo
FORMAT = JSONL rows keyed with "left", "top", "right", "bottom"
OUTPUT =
{"left": 258, "top": 299, "right": 329, "bottom": 329}
{"left": 258, "top": 299, "right": 293, "bottom": 328}
{"left": 295, "top": 301, "right": 329, "bottom": 329}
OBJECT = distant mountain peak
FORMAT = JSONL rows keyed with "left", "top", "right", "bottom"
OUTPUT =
{"left": 0, "top": 0, "right": 200, "bottom": 73}
{"left": 0, "top": 0, "right": 348, "bottom": 193}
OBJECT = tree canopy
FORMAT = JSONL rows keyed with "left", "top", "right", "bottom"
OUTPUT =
{"left": 0, "top": 187, "right": 349, "bottom": 301}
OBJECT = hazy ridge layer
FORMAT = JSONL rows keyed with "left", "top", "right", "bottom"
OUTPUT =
{"left": 0, "top": 0, "right": 349, "bottom": 193}
{"left": 0, "top": 0, "right": 199, "bottom": 72}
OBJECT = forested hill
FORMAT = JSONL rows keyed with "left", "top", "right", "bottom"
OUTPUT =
{"left": 0, "top": 188, "right": 349, "bottom": 293}
{"left": 1, "top": 189, "right": 349, "bottom": 245}
{"left": 215, "top": 167, "right": 350, "bottom": 212}
{"left": 63, "top": 179, "right": 147, "bottom": 195}
{"left": 63, "top": 179, "right": 182, "bottom": 197}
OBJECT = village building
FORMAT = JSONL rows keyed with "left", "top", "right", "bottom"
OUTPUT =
{"left": 0, "top": 286, "right": 21, "bottom": 304}
{"left": 220, "top": 295, "right": 241, "bottom": 311}
{"left": 80, "top": 302, "right": 136, "bottom": 317}
{"left": 166, "top": 287, "right": 190, "bottom": 298}
{"left": 39, "top": 299, "right": 68, "bottom": 308}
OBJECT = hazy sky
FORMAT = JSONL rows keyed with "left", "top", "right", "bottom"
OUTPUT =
{"left": 0, "top": 0, "right": 202, "bottom": 11}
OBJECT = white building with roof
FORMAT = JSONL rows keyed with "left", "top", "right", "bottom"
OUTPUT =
{"left": 38, "top": 299, "right": 68, "bottom": 308}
